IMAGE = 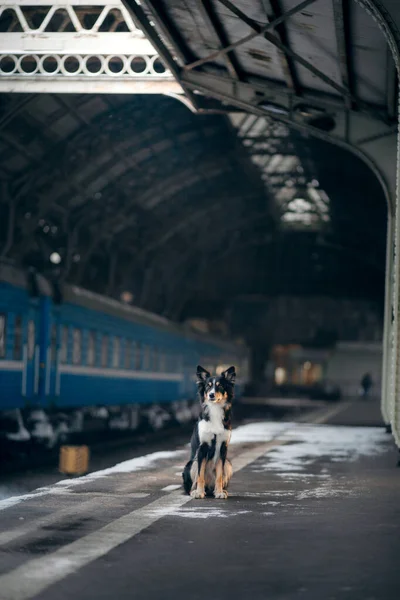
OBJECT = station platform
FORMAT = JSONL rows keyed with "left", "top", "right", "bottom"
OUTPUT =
{"left": 0, "top": 399, "right": 399, "bottom": 600}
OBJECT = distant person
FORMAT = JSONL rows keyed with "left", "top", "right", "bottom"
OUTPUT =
{"left": 360, "top": 373, "right": 373, "bottom": 398}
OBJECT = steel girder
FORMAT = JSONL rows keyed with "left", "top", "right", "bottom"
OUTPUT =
{"left": 0, "top": 0, "right": 181, "bottom": 93}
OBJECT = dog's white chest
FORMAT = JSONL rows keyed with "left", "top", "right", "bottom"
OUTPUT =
{"left": 198, "top": 403, "right": 230, "bottom": 447}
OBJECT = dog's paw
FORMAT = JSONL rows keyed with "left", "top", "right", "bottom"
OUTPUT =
{"left": 191, "top": 489, "right": 205, "bottom": 499}
{"left": 214, "top": 490, "right": 228, "bottom": 499}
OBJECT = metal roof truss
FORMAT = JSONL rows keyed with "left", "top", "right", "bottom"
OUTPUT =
{"left": 0, "top": 0, "right": 180, "bottom": 93}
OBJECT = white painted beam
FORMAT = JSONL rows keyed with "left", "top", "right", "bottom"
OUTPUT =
{"left": 0, "top": 34, "right": 157, "bottom": 55}
{"left": 0, "top": 2, "right": 177, "bottom": 89}
{"left": 0, "top": 77, "right": 182, "bottom": 93}
{"left": 3, "top": 0, "right": 127, "bottom": 4}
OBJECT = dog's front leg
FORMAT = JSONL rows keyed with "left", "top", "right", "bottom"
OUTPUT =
{"left": 215, "top": 442, "right": 229, "bottom": 499}
{"left": 214, "top": 459, "right": 228, "bottom": 499}
{"left": 191, "top": 443, "right": 208, "bottom": 499}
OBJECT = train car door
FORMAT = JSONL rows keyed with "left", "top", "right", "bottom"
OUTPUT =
{"left": 35, "top": 297, "right": 62, "bottom": 406}
{"left": 23, "top": 309, "right": 40, "bottom": 401}
{"left": 23, "top": 296, "right": 59, "bottom": 406}
{"left": 48, "top": 320, "right": 61, "bottom": 401}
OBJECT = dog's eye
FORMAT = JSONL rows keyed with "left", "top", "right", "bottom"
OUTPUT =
{"left": 208, "top": 381, "right": 212, "bottom": 387}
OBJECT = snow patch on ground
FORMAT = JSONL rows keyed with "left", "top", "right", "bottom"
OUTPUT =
{"left": 0, "top": 449, "right": 186, "bottom": 510}
{"left": 0, "top": 488, "right": 53, "bottom": 511}
{"left": 231, "top": 421, "right": 293, "bottom": 444}
{"left": 0, "top": 421, "right": 390, "bottom": 512}
{"left": 162, "top": 484, "right": 182, "bottom": 492}
{"left": 60, "top": 450, "right": 186, "bottom": 484}
{"left": 297, "top": 488, "right": 342, "bottom": 499}
{"left": 275, "top": 473, "right": 331, "bottom": 479}
{"left": 297, "top": 482, "right": 356, "bottom": 499}
{"left": 148, "top": 506, "right": 251, "bottom": 519}
{"left": 248, "top": 423, "right": 389, "bottom": 502}
{"left": 253, "top": 424, "right": 388, "bottom": 477}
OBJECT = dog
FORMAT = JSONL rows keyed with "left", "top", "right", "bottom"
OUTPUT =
{"left": 182, "top": 365, "right": 236, "bottom": 499}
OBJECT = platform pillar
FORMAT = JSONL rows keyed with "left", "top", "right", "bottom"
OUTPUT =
{"left": 381, "top": 211, "right": 394, "bottom": 425}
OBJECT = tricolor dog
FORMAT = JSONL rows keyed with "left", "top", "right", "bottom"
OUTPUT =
{"left": 182, "top": 365, "right": 236, "bottom": 499}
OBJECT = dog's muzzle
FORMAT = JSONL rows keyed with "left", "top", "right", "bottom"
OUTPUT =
{"left": 207, "top": 391, "right": 225, "bottom": 403}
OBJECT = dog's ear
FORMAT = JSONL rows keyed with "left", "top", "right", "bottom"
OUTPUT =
{"left": 196, "top": 365, "right": 210, "bottom": 384}
{"left": 221, "top": 366, "right": 236, "bottom": 384}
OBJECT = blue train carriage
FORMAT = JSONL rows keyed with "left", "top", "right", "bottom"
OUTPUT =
{"left": 0, "top": 263, "right": 51, "bottom": 447}
{"left": 57, "top": 285, "right": 249, "bottom": 433}
{"left": 0, "top": 263, "right": 250, "bottom": 449}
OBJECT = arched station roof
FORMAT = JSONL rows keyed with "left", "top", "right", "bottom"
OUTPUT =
{"left": 0, "top": 90, "right": 386, "bottom": 320}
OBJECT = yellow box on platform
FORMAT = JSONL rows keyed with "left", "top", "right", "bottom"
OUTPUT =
{"left": 59, "top": 445, "right": 89, "bottom": 476}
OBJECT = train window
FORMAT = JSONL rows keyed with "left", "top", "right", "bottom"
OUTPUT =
{"left": 87, "top": 331, "right": 96, "bottom": 367}
{"left": 0, "top": 314, "right": 5, "bottom": 359}
{"left": 112, "top": 337, "right": 121, "bottom": 368}
{"left": 152, "top": 347, "right": 158, "bottom": 371}
{"left": 143, "top": 345, "right": 150, "bottom": 370}
{"left": 27, "top": 320, "right": 35, "bottom": 360}
{"left": 170, "top": 353, "right": 178, "bottom": 372}
{"left": 72, "top": 329, "right": 82, "bottom": 365}
{"left": 134, "top": 342, "right": 141, "bottom": 370}
{"left": 50, "top": 324, "right": 57, "bottom": 363}
{"left": 13, "top": 315, "right": 22, "bottom": 360}
{"left": 101, "top": 335, "right": 109, "bottom": 368}
{"left": 60, "top": 326, "right": 68, "bottom": 363}
{"left": 159, "top": 352, "right": 166, "bottom": 372}
{"left": 125, "top": 340, "right": 132, "bottom": 369}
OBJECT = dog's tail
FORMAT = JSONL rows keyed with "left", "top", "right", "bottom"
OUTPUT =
{"left": 182, "top": 460, "right": 193, "bottom": 495}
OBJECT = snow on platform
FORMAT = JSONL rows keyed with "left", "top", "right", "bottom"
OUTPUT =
{"left": 0, "top": 402, "right": 399, "bottom": 600}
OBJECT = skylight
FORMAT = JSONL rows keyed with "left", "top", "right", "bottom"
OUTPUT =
{"left": 229, "top": 113, "right": 332, "bottom": 230}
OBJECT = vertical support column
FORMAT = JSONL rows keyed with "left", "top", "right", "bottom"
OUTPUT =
{"left": 357, "top": 0, "right": 400, "bottom": 454}
{"left": 381, "top": 210, "right": 394, "bottom": 424}
{"left": 388, "top": 78, "right": 400, "bottom": 446}
{"left": 391, "top": 130, "right": 400, "bottom": 446}
{"left": 38, "top": 295, "right": 51, "bottom": 404}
